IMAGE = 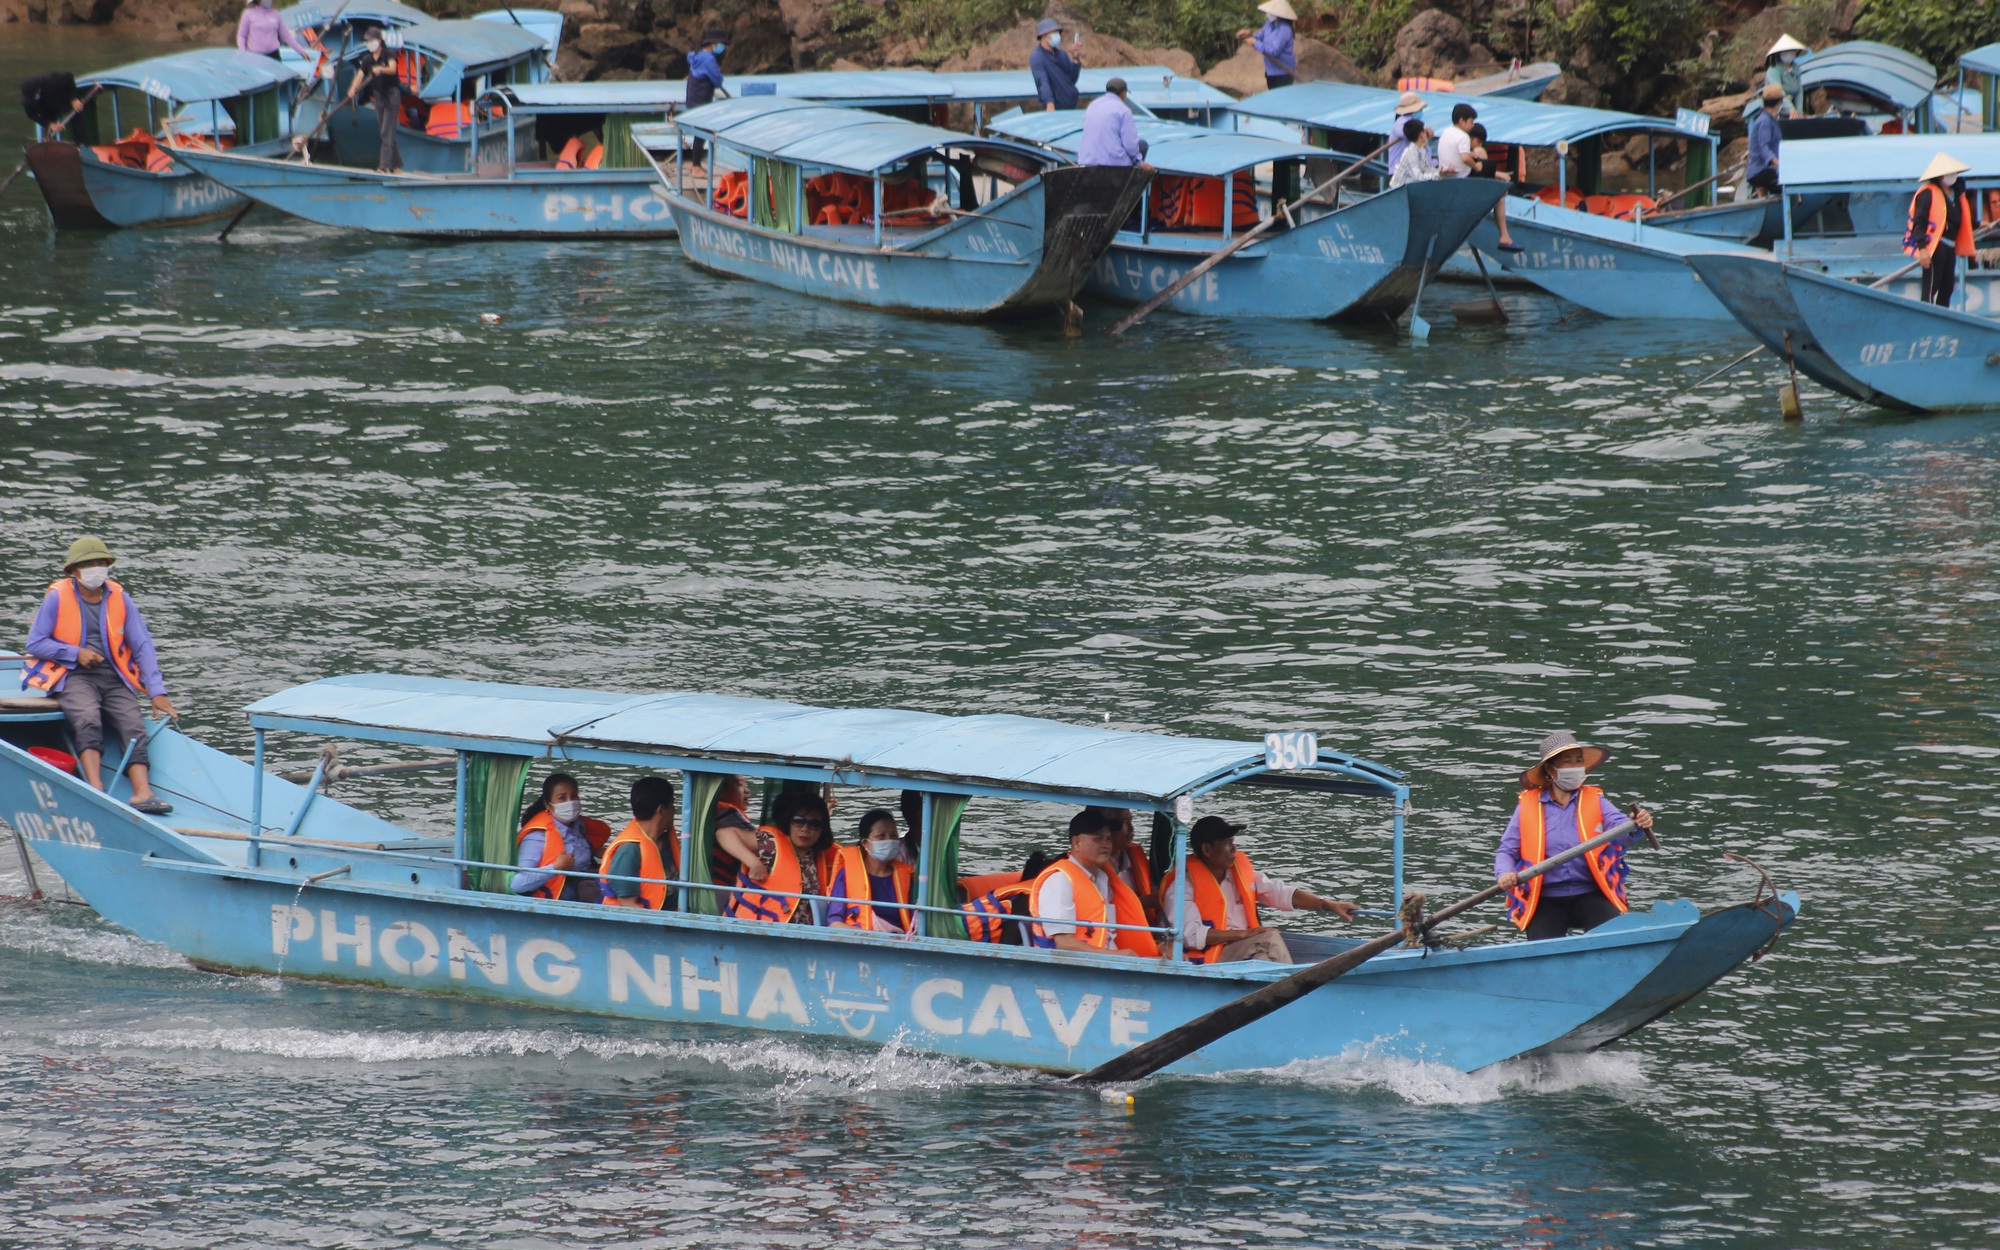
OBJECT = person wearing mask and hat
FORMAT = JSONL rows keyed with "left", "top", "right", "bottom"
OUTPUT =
{"left": 345, "top": 25, "right": 405, "bottom": 173}
{"left": 1160, "top": 816, "right": 1356, "bottom": 964}
{"left": 1746, "top": 83, "right": 1784, "bottom": 199}
{"left": 237, "top": 0, "right": 310, "bottom": 59}
{"left": 684, "top": 27, "right": 729, "bottom": 170}
{"left": 1904, "top": 152, "right": 1980, "bottom": 308}
{"left": 1078, "top": 77, "right": 1153, "bottom": 170}
{"left": 1384, "top": 91, "right": 1424, "bottom": 171}
{"left": 1764, "top": 34, "right": 1807, "bottom": 117}
{"left": 23, "top": 538, "right": 178, "bottom": 814}
{"left": 1030, "top": 18, "right": 1081, "bottom": 112}
{"left": 1236, "top": 0, "right": 1297, "bottom": 92}
{"left": 1495, "top": 731, "right": 1655, "bottom": 940}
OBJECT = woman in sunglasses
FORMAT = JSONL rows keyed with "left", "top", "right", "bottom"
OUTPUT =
{"left": 721, "top": 789, "right": 837, "bottom": 925}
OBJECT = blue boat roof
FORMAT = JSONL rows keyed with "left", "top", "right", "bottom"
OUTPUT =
{"left": 989, "top": 110, "right": 1320, "bottom": 176}
{"left": 508, "top": 67, "right": 1227, "bottom": 109}
{"left": 496, "top": 81, "right": 686, "bottom": 112}
{"left": 79, "top": 47, "right": 303, "bottom": 103}
{"left": 396, "top": 19, "right": 546, "bottom": 69}
{"left": 1798, "top": 41, "right": 1938, "bottom": 110}
{"left": 1965, "top": 43, "right": 2000, "bottom": 76}
{"left": 244, "top": 674, "right": 1403, "bottom": 805}
{"left": 472, "top": 8, "right": 563, "bottom": 54}
{"left": 1231, "top": 81, "right": 1690, "bottom": 148}
{"left": 1781, "top": 133, "right": 2000, "bottom": 188}
{"left": 674, "top": 97, "right": 1047, "bottom": 174}
{"left": 280, "top": 0, "right": 430, "bottom": 29}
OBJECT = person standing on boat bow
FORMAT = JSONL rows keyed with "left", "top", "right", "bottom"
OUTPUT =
{"left": 1495, "top": 731, "right": 1654, "bottom": 940}
{"left": 1746, "top": 84, "right": 1784, "bottom": 200}
{"left": 683, "top": 27, "right": 728, "bottom": 171}
{"left": 512, "top": 773, "right": 611, "bottom": 903}
{"left": 1905, "top": 152, "right": 1979, "bottom": 309}
{"left": 1077, "top": 78, "right": 1153, "bottom": 171}
{"left": 22, "top": 536, "right": 177, "bottom": 816}
{"left": 1030, "top": 19, "right": 1080, "bottom": 112}
{"left": 601, "top": 776, "right": 678, "bottom": 910}
{"left": 346, "top": 26, "right": 405, "bottom": 173}
{"left": 1236, "top": 0, "right": 1297, "bottom": 92}
{"left": 1162, "top": 816, "right": 1356, "bottom": 964}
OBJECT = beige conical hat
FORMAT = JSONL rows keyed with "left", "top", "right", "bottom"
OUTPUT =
{"left": 1767, "top": 34, "right": 1808, "bottom": 56}
{"left": 1921, "top": 152, "right": 1971, "bottom": 181}
{"left": 1258, "top": 0, "right": 1298, "bottom": 18}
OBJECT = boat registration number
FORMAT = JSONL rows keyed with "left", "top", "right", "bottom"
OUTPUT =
{"left": 1857, "top": 335, "right": 1960, "bottom": 366}
{"left": 1264, "top": 731, "right": 1318, "bottom": 770}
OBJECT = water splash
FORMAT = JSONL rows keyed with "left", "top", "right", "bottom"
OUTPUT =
{"left": 0, "top": 903, "right": 190, "bottom": 971}
{"left": 1211, "top": 1049, "right": 1649, "bottom": 1106}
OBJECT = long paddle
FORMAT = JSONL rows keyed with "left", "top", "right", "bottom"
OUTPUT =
{"left": 1648, "top": 157, "right": 1747, "bottom": 214}
{"left": 1075, "top": 818, "right": 1645, "bottom": 1084}
{"left": 1108, "top": 139, "right": 1392, "bottom": 336}
{"left": 0, "top": 83, "right": 103, "bottom": 198}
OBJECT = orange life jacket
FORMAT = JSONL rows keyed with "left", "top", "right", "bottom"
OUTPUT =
{"left": 1533, "top": 184, "right": 1586, "bottom": 211}
{"left": 712, "top": 169, "right": 750, "bottom": 218}
{"left": 830, "top": 844, "right": 914, "bottom": 933}
{"left": 555, "top": 135, "right": 585, "bottom": 169}
{"left": 1583, "top": 192, "right": 1656, "bottom": 220}
{"left": 599, "top": 819, "right": 672, "bottom": 910}
{"left": 23, "top": 578, "right": 145, "bottom": 694}
{"left": 963, "top": 878, "right": 1033, "bottom": 943}
{"left": 729, "top": 825, "right": 806, "bottom": 923}
{"left": 1504, "top": 786, "right": 1629, "bottom": 930}
{"left": 425, "top": 101, "right": 473, "bottom": 140}
{"left": 513, "top": 810, "right": 609, "bottom": 902}
{"left": 1904, "top": 182, "right": 1977, "bottom": 263}
{"left": 1397, "top": 76, "right": 1455, "bottom": 92}
{"left": 1114, "top": 843, "right": 1153, "bottom": 901}
{"left": 1159, "top": 850, "right": 1261, "bottom": 964}
{"left": 582, "top": 144, "right": 604, "bottom": 169}
{"left": 1030, "top": 858, "right": 1160, "bottom": 956}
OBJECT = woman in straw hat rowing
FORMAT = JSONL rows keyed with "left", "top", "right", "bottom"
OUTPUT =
{"left": 1237, "top": 0, "right": 1297, "bottom": 92}
{"left": 1494, "top": 731, "right": 1654, "bottom": 940}
{"left": 1904, "top": 152, "right": 1981, "bottom": 309}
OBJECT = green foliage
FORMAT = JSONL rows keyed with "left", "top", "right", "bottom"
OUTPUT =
{"left": 831, "top": 0, "right": 1031, "bottom": 60}
{"left": 1313, "top": 0, "right": 1417, "bottom": 69}
{"left": 1856, "top": 0, "right": 2000, "bottom": 72}
{"left": 1562, "top": 0, "right": 1713, "bottom": 73}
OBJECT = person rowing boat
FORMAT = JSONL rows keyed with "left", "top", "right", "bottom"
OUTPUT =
{"left": 1495, "top": 731, "right": 1655, "bottom": 939}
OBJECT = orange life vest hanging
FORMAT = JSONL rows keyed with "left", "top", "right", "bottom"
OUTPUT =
{"left": 425, "top": 102, "right": 473, "bottom": 140}
{"left": 22, "top": 579, "right": 146, "bottom": 694}
{"left": 1504, "top": 786, "right": 1628, "bottom": 930}
{"left": 1029, "top": 859, "right": 1160, "bottom": 956}
{"left": 963, "top": 879, "right": 1033, "bottom": 943}
{"left": 1904, "top": 183, "right": 1976, "bottom": 263}
{"left": 599, "top": 820, "right": 672, "bottom": 909}
{"left": 1159, "top": 850, "right": 1261, "bottom": 964}
{"left": 728, "top": 826, "right": 805, "bottom": 922}
{"left": 831, "top": 845, "right": 914, "bottom": 932}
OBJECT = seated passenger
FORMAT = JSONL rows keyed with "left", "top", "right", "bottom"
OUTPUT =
{"left": 1161, "top": 816, "right": 1356, "bottom": 964}
{"left": 721, "top": 790, "right": 833, "bottom": 925}
{"left": 511, "top": 772, "right": 611, "bottom": 903}
{"left": 898, "top": 788, "right": 926, "bottom": 865}
{"left": 710, "top": 773, "right": 758, "bottom": 885}
{"left": 1030, "top": 809, "right": 1160, "bottom": 956}
{"left": 827, "top": 808, "right": 915, "bottom": 933}
{"left": 963, "top": 848, "right": 1056, "bottom": 944}
{"left": 601, "top": 776, "right": 678, "bottom": 910}
{"left": 1098, "top": 806, "right": 1159, "bottom": 922}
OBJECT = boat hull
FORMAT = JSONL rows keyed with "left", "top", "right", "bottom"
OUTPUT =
{"left": 323, "top": 104, "right": 528, "bottom": 175}
{"left": 169, "top": 148, "right": 677, "bottom": 238}
{"left": 1474, "top": 198, "right": 1758, "bottom": 321}
{"left": 1083, "top": 178, "right": 1504, "bottom": 320}
{"left": 26, "top": 140, "right": 250, "bottom": 229}
{"left": 669, "top": 164, "right": 1149, "bottom": 319}
{"left": 1687, "top": 251, "right": 2000, "bottom": 413}
{"left": 0, "top": 730, "right": 1795, "bottom": 1075}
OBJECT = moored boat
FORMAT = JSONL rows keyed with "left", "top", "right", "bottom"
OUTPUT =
{"left": 0, "top": 663, "right": 1797, "bottom": 1075}
{"left": 22, "top": 50, "right": 305, "bottom": 230}
{"left": 651, "top": 98, "right": 1148, "bottom": 319}
{"left": 1468, "top": 198, "right": 1767, "bottom": 320}
{"left": 988, "top": 109, "right": 1505, "bottom": 321}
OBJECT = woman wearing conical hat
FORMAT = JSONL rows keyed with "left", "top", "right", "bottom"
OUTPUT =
{"left": 1237, "top": 0, "right": 1297, "bottom": 93}
{"left": 1764, "top": 34, "right": 1807, "bottom": 116}
{"left": 1904, "top": 152, "right": 1980, "bottom": 308}
{"left": 1494, "top": 731, "right": 1655, "bottom": 940}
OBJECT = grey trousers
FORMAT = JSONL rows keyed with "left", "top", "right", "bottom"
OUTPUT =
{"left": 1215, "top": 929, "right": 1292, "bottom": 963}
{"left": 55, "top": 663, "right": 148, "bottom": 767}
{"left": 376, "top": 89, "right": 402, "bottom": 172}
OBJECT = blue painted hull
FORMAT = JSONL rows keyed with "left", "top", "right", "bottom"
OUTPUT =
{"left": 1085, "top": 178, "right": 1504, "bottom": 321}
{"left": 170, "top": 148, "right": 676, "bottom": 238}
{"left": 322, "top": 104, "right": 527, "bottom": 175}
{"left": 0, "top": 726, "right": 1796, "bottom": 1075}
{"left": 1474, "top": 199, "right": 1762, "bottom": 321}
{"left": 25, "top": 139, "right": 282, "bottom": 230}
{"left": 1687, "top": 251, "right": 2000, "bottom": 413}
{"left": 669, "top": 164, "right": 1149, "bottom": 319}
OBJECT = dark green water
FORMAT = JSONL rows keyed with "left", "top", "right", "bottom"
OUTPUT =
{"left": 3, "top": 39, "right": 2000, "bottom": 1245}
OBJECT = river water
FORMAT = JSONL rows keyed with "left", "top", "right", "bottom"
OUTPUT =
{"left": 3, "top": 34, "right": 1999, "bottom": 1247}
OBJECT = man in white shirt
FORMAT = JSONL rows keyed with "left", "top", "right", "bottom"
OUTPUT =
{"left": 1437, "top": 101, "right": 1522, "bottom": 251}
{"left": 1167, "top": 816, "right": 1356, "bottom": 963}
{"left": 1031, "top": 809, "right": 1159, "bottom": 956}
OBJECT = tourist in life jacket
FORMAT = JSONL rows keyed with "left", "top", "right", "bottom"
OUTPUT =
{"left": 897, "top": 788, "right": 926, "bottom": 865}
{"left": 826, "top": 808, "right": 915, "bottom": 933}
{"left": 1029, "top": 808, "right": 1161, "bottom": 956}
{"left": 1162, "top": 816, "right": 1356, "bottom": 963}
{"left": 1494, "top": 731, "right": 1655, "bottom": 940}
{"left": 1905, "top": 152, "right": 1980, "bottom": 309}
{"left": 720, "top": 789, "right": 834, "bottom": 925}
{"left": 21, "top": 536, "right": 179, "bottom": 815}
{"left": 1099, "top": 806, "right": 1160, "bottom": 923}
{"left": 601, "top": 776, "right": 678, "bottom": 910}
{"left": 511, "top": 773, "right": 612, "bottom": 903}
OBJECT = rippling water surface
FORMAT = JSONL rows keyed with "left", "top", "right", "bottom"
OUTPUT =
{"left": 3, "top": 72, "right": 1999, "bottom": 1245}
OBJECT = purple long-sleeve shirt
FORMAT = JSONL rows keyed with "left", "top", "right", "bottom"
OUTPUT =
{"left": 237, "top": 4, "right": 309, "bottom": 56}
{"left": 511, "top": 819, "right": 601, "bottom": 901}
{"left": 1078, "top": 92, "right": 1143, "bottom": 167}
{"left": 1252, "top": 19, "right": 1295, "bottom": 77}
{"left": 1494, "top": 789, "right": 1646, "bottom": 895}
{"left": 24, "top": 581, "right": 168, "bottom": 697}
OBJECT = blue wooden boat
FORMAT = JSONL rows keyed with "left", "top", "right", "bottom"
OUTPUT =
{"left": 171, "top": 82, "right": 683, "bottom": 239}
{"left": 1466, "top": 199, "right": 1766, "bottom": 320}
{"left": 1791, "top": 41, "right": 1952, "bottom": 134}
{"left": 989, "top": 110, "right": 1504, "bottom": 321}
{"left": 1687, "top": 252, "right": 2000, "bottom": 414}
{"left": 1452, "top": 61, "right": 1564, "bottom": 102}
{"left": 656, "top": 98, "right": 1148, "bottom": 319}
{"left": 1958, "top": 43, "right": 2000, "bottom": 132}
{"left": 0, "top": 661, "right": 1796, "bottom": 1075}
{"left": 22, "top": 50, "right": 306, "bottom": 230}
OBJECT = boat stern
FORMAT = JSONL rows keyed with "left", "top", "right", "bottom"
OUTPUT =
{"left": 1341, "top": 177, "right": 1506, "bottom": 320}
{"left": 1000, "top": 163, "right": 1152, "bottom": 314}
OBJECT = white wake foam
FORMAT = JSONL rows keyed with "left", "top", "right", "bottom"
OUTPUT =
{"left": 1198, "top": 1049, "right": 1647, "bottom": 1106}
{"left": 0, "top": 905, "right": 192, "bottom": 971}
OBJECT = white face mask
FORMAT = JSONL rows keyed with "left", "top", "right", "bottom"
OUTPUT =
{"left": 1553, "top": 766, "right": 1587, "bottom": 791}
{"left": 551, "top": 799, "right": 581, "bottom": 824}
{"left": 365, "top": 39, "right": 382, "bottom": 53}
{"left": 77, "top": 567, "right": 110, "bottom": 590}
{"left": 1048, "top": 33, "right": 1061, "bottom": 47}
{"left": 866, "top": 838, "right": 901, "bottom": 862}
{"left": 1942, "top": 174, "right": 1959, "bottom": 188}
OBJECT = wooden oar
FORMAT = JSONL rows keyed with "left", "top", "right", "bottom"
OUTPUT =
{"left": 1075, "top": 818, "right": 1644, "bottom": 1084}
{"left": 1648, "top": 157, "right": 1747, "bottom": 214}
{"left": 1108, "top": 140, "right": 1392, "bottom": 336}
{"left": 0, "top": 83, "right": 103, "bottom": 198}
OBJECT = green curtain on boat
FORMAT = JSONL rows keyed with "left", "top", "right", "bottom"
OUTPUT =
{"left": 1575, "top": 137, "right": 1602, "bottom": 197}
{"left": 682, "top": 771, "right": 726, "bottom": 915}
{"left": 923, "top": 794, "right": 969, "bottom": 940}
{"left": 463, "top": 752, "right": 530, "bottom": 893}
{"left": 751, "top": 155, "right": 800, "bottom": 233}
{"left": 1273, "top": 160, "right": 1300, "bottom": 213}
{"left": 600, "top": 113, "right": 646, "bottom": 169}
{"left": 1683, "top": 140, "right": 1713, "bottom": 209}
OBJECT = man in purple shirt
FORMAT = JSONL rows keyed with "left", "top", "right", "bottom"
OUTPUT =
{"left": 1077, "top": 79, "right": 1152, "bottom": 170}
{"left": 1494, "top": 730, "right": 1654, "bottom": 939}
{"left": 237, "top": 0, "right": 310, "bottom": 59}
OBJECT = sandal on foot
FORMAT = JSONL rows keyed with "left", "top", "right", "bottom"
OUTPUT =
{"left": 1497, "top": 241, "right": 1525, "bottom": 253}
{"left": 130, "top": 796, "right": 173, "bottom": 816}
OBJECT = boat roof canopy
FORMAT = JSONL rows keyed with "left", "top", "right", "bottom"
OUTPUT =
{"left": 1232, "top": 81, "right": 1695, "bottom": 148}
{"left": 494, "top": 81, "right": 687, "bottom": 112}
{"left": 1965, "top": 43, "right": 2000, "bottom": 76}
{"left": 244, "top": 674, "right": 1405, "bottom": 806}
{"left": 79, "top": 48, "right": 303, "bottom": 103}
{"left": 673, "top": 97, "right": 1051, "bottom": 175}
{"left": 584, "top": 67, "right": 1229, "bottom": 110}
{"left": 989, "top": 110, "right": 1321, "bottom": 176}
{"left": 396, "top": 19, "right": 547, "bottom": 69}
{"left": 1797, "top": 41, "right": 1938, "bottom": 110}
{"left": 1780, "top": 133, "right": 2000, "bottom": 187}
{"left": 472, "top": 8, "right": 562, "bottom": 54}
{"left": 281, "top": 0, "right": 430, "bottom": 30}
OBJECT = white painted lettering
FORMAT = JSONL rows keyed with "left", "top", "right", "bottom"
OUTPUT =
{"left": 447, "top": 928, "right": 507, "bottom": 984}
{"left": 1109, "top": 997, "right": 1151, "bottom": 1048}
{"left": 378, "top": 920, "right": 440, "bottom": 976}
{"left": 270, "top": 904, "right": 313, "bottom": 956}
{"left": 680, "top": 957, "right": 740, "bottom": 1015}
{"left": 746, "top": 966, "right": 810, "bottom": 1024}
{"left": 320, "top": 910, "right": 372, "bottom": 966}
{"left": 911, "top": 978, "right": 965, "bottom": 1035}
{"left": 608, "top": 948, "right": 674, "bottom": 1007}
{"left": 968, "top": 983, "right": 1031, "bottom": 1038}
{"left": 1036, "top": 989, "right": 1102, "bottom": 1048}
{"left": 517, "top": 937, "right": 580, "bottom": 996}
